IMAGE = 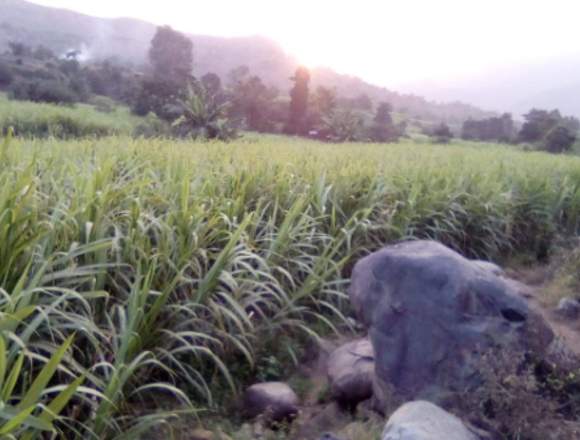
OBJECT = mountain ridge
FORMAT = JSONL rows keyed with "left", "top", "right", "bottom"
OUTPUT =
{"left": 0, "top": 0, "right": 496, "bottom": 123}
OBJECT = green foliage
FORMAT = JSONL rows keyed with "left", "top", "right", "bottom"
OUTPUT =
{"left": 0, "top": 62, "right": 13, "bottom": 87}
{"left": 543, "top": 125, "right": 576, "bottom": 153}
{"left": 229, "top": 73, "right": 279, "bottom": 132}
{"left": 133, "top": 112, "right": 170, "bottom": 138}
{"left": 172, "top": 82, "right": 238, "bottom": 140}
{"left": 368, "top": 102, "right": 402, "bottom": 142}
{"left": 322, "top": 109, "right": 365, "bottom": 142}
{"left": 432, "top": 122, "right": 453, "bottom": 144}
{"left": 286, "top": 67, "right": 310, "bottom": 135}
{"left": 9, "top": 78, "right": 77, "bottom": 104}
{"left": 0, "top": 132, "right": 579, "bottom": 437}
{"left": 519, "top": 109, "right": 562, "bottom": 143}
{"left": 134, "top": 26, "right": 193, "bottom": 120}
{"left": 0, "top": 94, "right": 142, "bottom": 138}
{"left": 462, "top": 113, "right": 514, "bottom": 142}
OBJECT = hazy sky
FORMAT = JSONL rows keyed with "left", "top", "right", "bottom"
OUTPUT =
{"left": 29, "top": 0, "right": 580, "bottom": 87}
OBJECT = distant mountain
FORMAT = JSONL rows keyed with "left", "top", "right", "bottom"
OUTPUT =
{"left": 401, "top": 55, "right": 580, "bottom": 119}
{"left": 0, "top": 0, "right": 495, "bottom": 124}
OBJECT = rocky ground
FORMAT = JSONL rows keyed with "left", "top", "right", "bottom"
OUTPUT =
{"left": 169, "top": 241, "right": 580, "bottom": 440}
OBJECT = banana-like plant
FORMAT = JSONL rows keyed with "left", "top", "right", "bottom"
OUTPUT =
{"left": 171, "top": 82, "right": 237, "bottom": 141}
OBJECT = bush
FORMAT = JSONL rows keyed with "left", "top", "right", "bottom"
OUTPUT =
{"left": 543, "top": 126, "right": 576, "bottom": 154}
{"left": 432, "top": 123, "right": 453, "bottom": 144}
{"left": 90, "top": 95, "right": 116, "bottom": 113}
{"left": 9, "top": 79, "right": 77, "bottom": 104}
{"left": 133, "top": 112, "right": 170, "bottom": 138}
{"left": 0, "top": 62, "right": 13, "bottom": 87}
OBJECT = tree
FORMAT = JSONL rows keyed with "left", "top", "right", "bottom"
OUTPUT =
{"left": 321, "top": 109, "right": 364, "bottom": 142}
{"left": 351, "top": 93, "right": 373, "bottom": 111}
{"left": 518, "top": 109, "right": 560, "bottom": 143}
{"left": 374, "top": 102, "right": 394, "bottom": 125}
{"left": 286, "top": 67, "right": 310, "bottom": 135}
{"left": 462, "top": 113, "right": 514, "bottom": 142}
{"left": 432, "top": 123, "right": 453, "bottom": 144}
{"left": 201, "top": 73, "right": 222, "bottom": 98}
{"left": 543, "top": 126, "right": 576, "bottom": 153}
{"left": 312, "top": 86, "right": 336, "bottom": 117}
{"left": 171, "top": 81, "right": 237, "bottom": 140}
{"left": 8, "top": 41, "right": 31, "bottom": 57}
{"left": 148, "top": 26, "right": 193, "bottom": 85}
{"left": 0, "top": 63, "right": 13, "bottom": 87}
{"left": 230, "top": 74, "right": 278, "bottom": 132}
{"left": 369, "top": 102, "right": 400, "bottom": 142}
{"left": 134, "top": 26, "right": 194, "bottom": 119}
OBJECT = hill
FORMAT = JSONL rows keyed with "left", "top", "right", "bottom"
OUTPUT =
{"left": 0, "top": 0, "right": 494, "bottom": 125}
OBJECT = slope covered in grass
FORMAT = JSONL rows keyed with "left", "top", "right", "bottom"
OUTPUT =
{"left": 2, "top": 134, "right": 580, "bottom": 437}
{"left": 0, "top": 93, "right": 142, "bottom": 138}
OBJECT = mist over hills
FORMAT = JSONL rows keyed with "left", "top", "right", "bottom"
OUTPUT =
{"left": 401, "top": 54, "right": 580, "bottom": 119}
{"left": 0, "top": 0, "right": 500, "bottom": 124}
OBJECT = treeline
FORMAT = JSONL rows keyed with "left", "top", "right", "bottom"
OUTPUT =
{"left": 129, "top": 26, "right": 406, "bottom": 142}
{"left": 0, "top": 27, "right": 405, "bottom": 142}
{"left": 461, "top": 110, "right": 579, "bottom": 153}
{"left": 2, "top": 26, "right": 578, "bottom": 151}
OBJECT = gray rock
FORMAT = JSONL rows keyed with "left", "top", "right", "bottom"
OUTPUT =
{"left": 349, "top": 240, "right": 554, "bottom": 406}
{"left": 242, "top": 382, "right": 299, "bottom": 423}
{"left": 556, "top": 297, "right": 580, "bottom": 320}
{"left": 382, "top": 401, "right": 477, "bottom": 440}
{"left": 327, "top": 338, "right": 374, "bottom": 407}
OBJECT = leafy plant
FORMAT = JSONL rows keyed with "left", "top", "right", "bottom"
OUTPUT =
{"left": 171, "top": 82, "right": 237, "bottom": 140}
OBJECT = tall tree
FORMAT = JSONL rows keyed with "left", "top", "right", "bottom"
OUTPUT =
{"left": 286, "top": 67, "right": 310, "bottom": 135}
{"left": 134, "top": 26, "right": 193, "bottom": 119}
{"left": 230, "top": 74, "right": 278, "bottom": 132}
{"left": 369, "top": 102, "right": 399, "bottom": 142}
{"left": 148, "top": 26, "right": 193, "bottom": 85}
{"left": 518, "top": 109, "right": 560, "bottom": 143}
{"left": 544, "top": 126, "right": 576, "bottom": 153}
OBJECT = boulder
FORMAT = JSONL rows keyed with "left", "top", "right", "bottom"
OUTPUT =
{"left": 242, "top": 382, "right": 299, "bottom": 423}
{"left": 327, "top": 338, "right": 375, "bottom": 407}
{"left": 556, "top": 297, "right": 580, "bottom": 320}
{"left": 382, "top": 401, "right": 477, "bottom": 440}
{"left": 349, "top": 240, "right": 554, "bottom": 406}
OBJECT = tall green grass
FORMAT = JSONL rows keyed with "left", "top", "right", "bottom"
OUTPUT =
{"left": 0, "top": 94, "right": 142, "bottom": 138}
{"left": 2, "top": 133, "right": 580, "bottom": 437}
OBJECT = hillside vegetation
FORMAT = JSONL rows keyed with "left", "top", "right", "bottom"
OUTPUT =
{"left": 0, "top": 0, "right": 494, "bottom": 125}
{"left": 0, "top": 93, "right": 142, "bottom": 137}
{"left": 2, "top": 133, "right": 580, "bottom": 437}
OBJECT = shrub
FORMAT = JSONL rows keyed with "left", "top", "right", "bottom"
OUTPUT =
{"left": 133, "top": 112, "right": 170, "bottom": 138}
{"left": 432, "top": 123, "right": 453, "bottom": 144}
{"left": 9, "top": 79, "right": 77, "bottom": 104}
{"left": 0, "top": 62, "right": 13, "bottom": 87}
{"left": 543, "top": 125, "right": 576, "bottom": 154}
{"left": 91, "top": 95, "right": 116, "bottom": 113}
{"left": 171, "top": 83, "right": 238, "bottom": 140}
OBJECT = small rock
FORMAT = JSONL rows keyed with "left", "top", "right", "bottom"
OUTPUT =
{"left": 556, "top": 297, "right": 580, "bottom": 320}
{"left": 243, "top": 382, "right": 300, "bottom": 423}
{"left": 327, "top": 338, "right": 374, "bottom": 408}
{"left": 382, "top": 401, "right": 478, "bottom": 440}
